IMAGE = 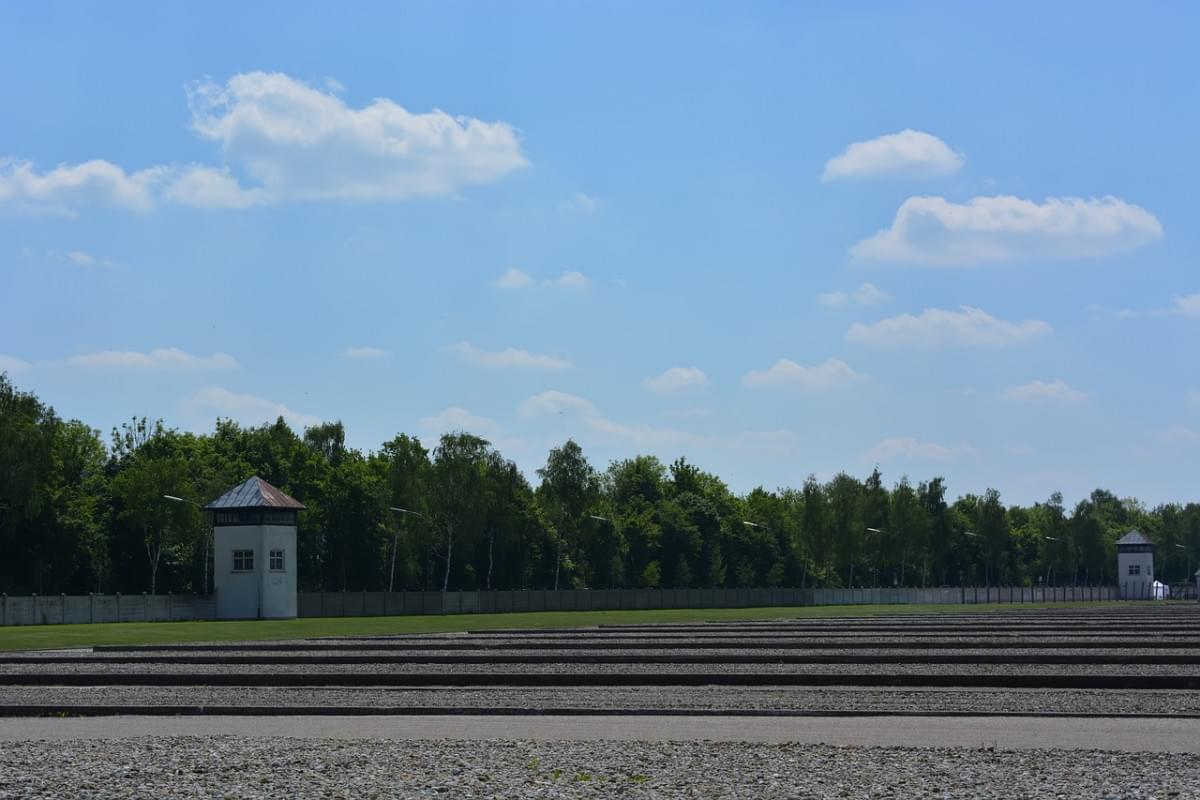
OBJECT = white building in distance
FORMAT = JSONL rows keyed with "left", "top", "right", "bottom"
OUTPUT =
{"left": 1116, "top": 529, "right": 1155, "bottom": 600}
{"left": 204, "top": 476, "right": 305, "bottom": 620}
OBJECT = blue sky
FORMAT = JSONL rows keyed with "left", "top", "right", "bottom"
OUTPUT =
{"left": 1, "top": 1, "right": 1197, "bottom": 506}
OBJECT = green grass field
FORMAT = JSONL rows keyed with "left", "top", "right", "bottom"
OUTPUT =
{"left": 0, "top": 601, "right": 1121, "bottom": 651}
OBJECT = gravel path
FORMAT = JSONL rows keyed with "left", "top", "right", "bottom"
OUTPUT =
{"left": 5, "top": 685, "right": 1200, "bottom": 715}
{"left": 5, "top": 661, "right": 1200, "bottom": 676}
{"left": 12, "top": 646, "right": 1200, "bottom": 658}
{"left": 3, "top": 736, "right": 1198, "bottom": 799}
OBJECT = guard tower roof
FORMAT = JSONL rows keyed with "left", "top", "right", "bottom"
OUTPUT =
{"left": 203, "top": 476, "right": 306, "bottom": 511}
{"left": 1115, "top": 529, "right": 1154, "bottom": 547}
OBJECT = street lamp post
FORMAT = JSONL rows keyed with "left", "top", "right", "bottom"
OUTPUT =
{"left": 1175, "top": 544, "right": 1189, "bottom": 586}
{"left": 388, "top": 507, "right": 424, "bottom": 593}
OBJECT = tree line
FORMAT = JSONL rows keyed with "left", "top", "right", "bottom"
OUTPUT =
{"left": 2, "top": 373, "right": 1198, "bottom": 596}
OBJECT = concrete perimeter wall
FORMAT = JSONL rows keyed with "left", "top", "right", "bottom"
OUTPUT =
{"left": 1, "top": 594, "right": 217, "bottom": 626}
{"left": 294, "top": 585, "right": 1120, "bottom": 618}
{"left": 2, "top": 585, "right": 1124, "bottom": 626}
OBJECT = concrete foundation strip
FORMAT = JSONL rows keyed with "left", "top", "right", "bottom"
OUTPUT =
{"left": 4, "top": 704, "right": 1200, "bottom": 719}
{"left": 8, "top": 653, "right": 1200, "bottom": 665}
{"left": 87, "top": 638, "right": 1200, "bottom": 652}
{"left": 5, "top": 672, "right": 1200, "bottom": 689}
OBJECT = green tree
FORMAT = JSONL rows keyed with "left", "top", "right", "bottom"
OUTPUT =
{"left": 53, "top": 420, "right": 110, "bottom": 592}
{"left": 919, "top": 477, "right": 951, "bottom": 584}
{"left": 801, "top": 475, "right": 831, "bottom": 582}
{"left": 889, "top": 478, "right": 926, "bottom": 586}
{"left": 375, "top": 434, "right": 431, "bottom": 591}
{"left": 537, "top": 439, "right": 599, "bottom": 590}
{"left": 604, "top": 455, "right": 666, "bottom": 507}
{"left": 828, "top": 473, "right": 862, "bottom": 586}
{"left": 860, "top": 469, "right": 889, "bottom": 586}
{"left": 977, "top": 488, "right": 1010, "bottom": 586}
{"left": 431, "top": 432, "right": 491, "bottom": 593}
{"left": 110, "top": 453, "right": 194, "bottom": 594}
{"left": 0, "top": 374, "right": 60, "bottom": 592}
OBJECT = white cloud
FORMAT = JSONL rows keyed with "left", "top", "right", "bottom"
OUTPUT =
{"left": 519, "top": 390, "right": 596, "bottom": 418}
{"left": 1, "top": 72, "right": 526, "bottom": 215}
{"left": 1158, "top": 426, "right": 1199, "bottom": 444}
{"left": 663, "top": 407, "right": 714, "bottom": 419}
{"left": 742, "top": 358, "right": 865, "bottom": 391}
{"left": 852, "top": 195, "right": 1163, "bottom": 266}
{"left": 863, "top": 437, "right": 975, "bottom": 463}
{"left": 733, "top": 429, "right": 799, "bottom": 454}
{"left": 66, "top": 347, "right": 238, "bottom": 370}
{"left": 0, "top": 158, "right": 166, "bottom": 215}
{"left": 1003, "top": 379, "right": 1089, "bottom": 406}
{"left": 492, "top": 268, "right": 534, "bottom": 289}
{"left": 186, "top": 71, "right": 527, "bottom": 203}
{"left": 161, "top": 165, "right": 267, "bottom": 209}
{"left": 819, "top": 282, "right": 890, "bottom": 308}
{"left": 550, "top": 270, "right": 591, "bottom": 290}
{"left": 817, "top": 291, "right": 849, "bottom": 308}
{"left": 847, "top": 306, "right": 1051, "bottom": 348}
{"left": 644, "top": 366, "right": 709, "bottom": 393}
{"left": 185, "top": 386, "right": 319, "bottom": 429}
{"left": 1166, "top": 293, "right": 1200, "bottom": 317}
{"left": 1085, "top": 303, "right": 1142, "bottom": 321}
{"left": 1006, "top": 445, "right": 1034, "bottom": 456}
{"left": 1091, "top": 294, "right": 1200, "bottom": 319}
{"left": 420, "top": 406, "right": 503, "bottom": 436}
{"left": 822, "top": 130, "right": 964, "bottom": 181}
{"left": 0, "top": 354, "right": 31, "bottom": 373}
{"left": 46, "top": 249, "right": 115, "bottom": 269}
{"left": 444, "top": 341, "right": 572, "bottom": 370}
{"left": 493, "top": 269, "right": 590, "bottom": 290}
{"left": 853, "top": 282, "right": 890, "bottom": 306}
{"left": 570, "top": 192, "right": 599, "bottom": 212}
{"left": 519, "top": 390, "right": 699, "bottom": 447}
{"left": 341, "top": 346, "right": 389, "bottom": 359}
{"left": 419, "top": 406, "right": 524, "bottom": 451}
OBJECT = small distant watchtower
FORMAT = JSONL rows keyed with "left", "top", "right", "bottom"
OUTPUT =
{"left": 1116, "top": 529, "right": 1154, "bottom": 600}
{"left": 204, "top": 476, "right": 305, "bottom": 619}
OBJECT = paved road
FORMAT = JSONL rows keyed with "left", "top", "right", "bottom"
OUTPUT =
{"left": 2, "top": 714, "right": 1198, "bottom": 753}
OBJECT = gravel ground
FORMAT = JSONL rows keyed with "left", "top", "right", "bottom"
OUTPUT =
{"left": 5, "top": 661, "right": 1200, "bottom": 676}
{"left": 3, "top": 736, "right": 1198, "bottom": 799}
{"left": 320, "top": 634, "right": 1200, "bottom": 645}
{"left": 12, "top": 646, "right": 1200, "bottom": 659}
{"left": 13, "top": 640, "right": 1200, "bottom": 659}
{"left": 5, "top": 685, "right": 1200, "bottom": 715}
{"left": 380, "top": 628, "right": 1200, "bottom": 638}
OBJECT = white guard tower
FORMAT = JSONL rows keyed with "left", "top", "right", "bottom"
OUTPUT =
{"left": 1116, "top": 529, "right": 1154, "bottom": 600}
{"left": 205, "top": 476, "right": 305, "bottom": 619}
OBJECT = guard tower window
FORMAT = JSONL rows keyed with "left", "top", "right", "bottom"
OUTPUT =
{"left": 1128, "top": 564, "right": 1141, "bottom": 576}
{"left": 269, "top": 549, "right": 285, "bottom": 571}
{"left": 233, "top": 550, "right": 254, "bottom": 572}
{"left": 263, "top": 510, "right": 296, "bottom": 526}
